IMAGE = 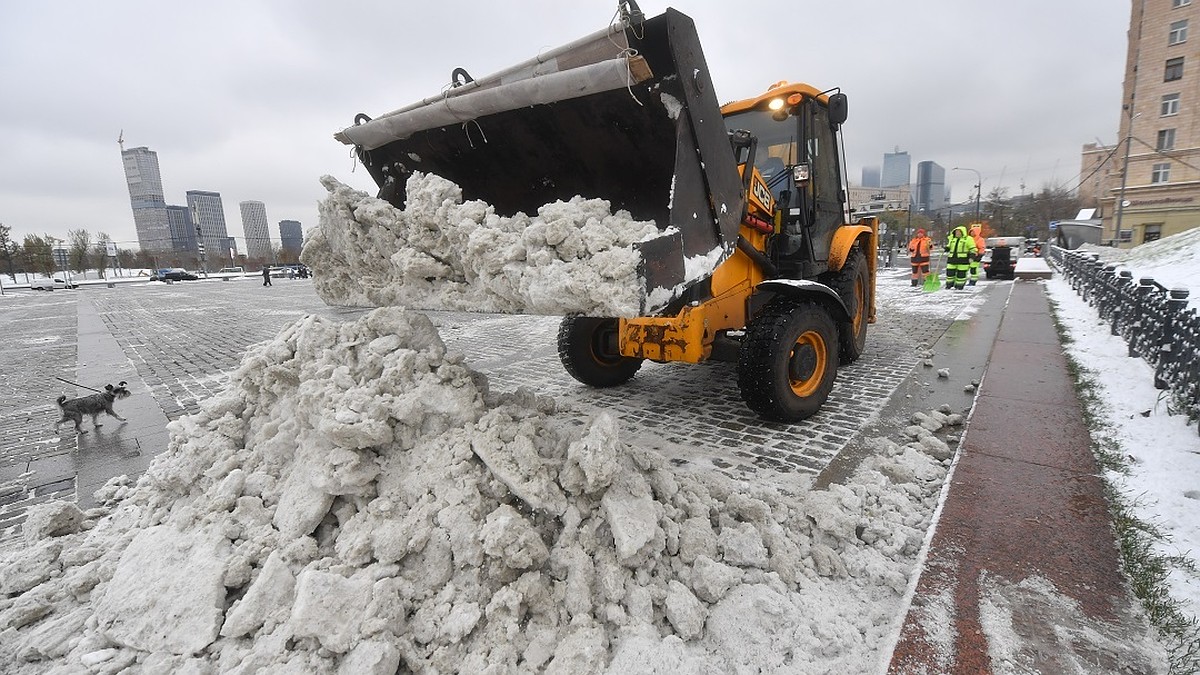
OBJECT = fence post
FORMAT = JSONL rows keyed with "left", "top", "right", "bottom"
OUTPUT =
{"left": 1129, "top": 278, "right": 1158, "bottom": 358}
{"left": 1154, "top": 287, "right": 1191, "bottom": 390}
{"left": 1114, "top": 270, "right": 1132, "bottom": 336}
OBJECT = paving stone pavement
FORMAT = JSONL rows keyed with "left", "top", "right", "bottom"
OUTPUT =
{"left": 0, "top": 269, "right": 993, "bottom": 546}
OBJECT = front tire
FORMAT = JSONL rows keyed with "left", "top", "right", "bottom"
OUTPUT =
{"left": 557, "top": 316, "right": 643, "bottom": 388}
{"left": 824, "top": 247, "right": 870, "bottom": 364}
{"left": 738, "top": 299, "right": 839, "bottom": 422}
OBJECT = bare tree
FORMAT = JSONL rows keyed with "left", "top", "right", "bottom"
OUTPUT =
{"left": 22, "top": 234, "right": 55, "bottom": 277}
{"left": 117, "top": 247, "right": 138, "bottom": 273}
{"left": 1010, "top": 186, "right": 1080, "bottom": 241}
{"left": 0, "top": 223, "right": 16, "bottom": 281}
{"left": 93, "top": 232, "right": 113, "bottom": 279}
{"left": 68, "top": 228, "right": 92, "bottom": 277}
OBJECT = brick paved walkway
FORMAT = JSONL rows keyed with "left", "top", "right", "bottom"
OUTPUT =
{"left": 0, "top": 269, "right": 989, "bottom": 546}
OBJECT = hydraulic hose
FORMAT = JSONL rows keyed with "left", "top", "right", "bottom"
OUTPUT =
{"left": 737, "top": 235, "right": 778, "bottom": 279}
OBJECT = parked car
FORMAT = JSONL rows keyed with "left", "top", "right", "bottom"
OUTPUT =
{"left": 282, "top": 264, "right": 310, "bottom": 279}
{"left": 269, "top": 264, "right": 310, "bottom": 279}
{"left": 150, "top": 268, "right": 199, "bottom": 282}
{"left": 30, "top": 276, "right": 79, "bottom": 291}
{"left": 218, "top": 266, "right": 245, "bottom": 274}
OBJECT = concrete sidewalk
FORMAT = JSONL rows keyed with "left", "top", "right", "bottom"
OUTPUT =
{"left": 887, "top": 281, "right": 1166, "bottom": 673}
{"left": 73, "top": 296, "right": 171, "bottom": 508}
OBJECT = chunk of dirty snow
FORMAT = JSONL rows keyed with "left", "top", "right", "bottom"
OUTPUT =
{"left": 480, "top": 504, "right": 549, "bottom": 570}
{"left": 665, "top": 580, "right": 706, "bottom": 639}
{"left": 289, "top": 569, "right": 373, "bottom": 653}
{"left": 601, "top": 473, "right": 663, "bottom": 562}
{"left": 94, "top": 525, "right": 229, "bottom": 654}
{"left": 22, "top": 500, "right": 83, "bottom": 543}
{"left": 220, "top": 551, "right": 296, "bottom": 638}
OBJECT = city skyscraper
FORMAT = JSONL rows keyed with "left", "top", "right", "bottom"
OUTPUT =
{"left": 120, "top": 146, "right": 172, "bottom": 252}
{"left": 186, "top": 190, "right": 232, "bottom": 267}
{"left": 279, "top": 220, "right": 303, "bottom": 256}
{"left": 914, "top": 161, "right": 946, "bottom": 214}
{"left": 240, "top": 200, "right": 272, "bottom": 260}
{"left": 165, "top": 205, "right": 197, "bottom": 253}
{"left": 861, "top": 166, "right": 881, "bottom": 188}
{"left": 881, "top": 148, "right": 911, "bottom": 188}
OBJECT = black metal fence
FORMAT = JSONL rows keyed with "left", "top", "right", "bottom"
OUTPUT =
{"left": 1049, "top": 246, "right": 1200, "bottom": 429}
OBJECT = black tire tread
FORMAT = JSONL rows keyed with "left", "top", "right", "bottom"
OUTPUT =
{"left": 823, "top": 246, "right": 870, "bottom": 364}
{"left": 557, "top": 316, "right": 643, "bottom": 388}
{"left": 738, "top": 299, "right": 838, "bottom": 422}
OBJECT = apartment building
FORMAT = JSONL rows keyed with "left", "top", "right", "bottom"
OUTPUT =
{"left": 1090, "top": 0, "right": 1200, "bottom": 246}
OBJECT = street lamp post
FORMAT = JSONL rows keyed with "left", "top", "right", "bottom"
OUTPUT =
{"left": 953, "top": 167, "right": 982, "bottom": 223}
{"left": 1115, "top": 109, "right": 1141, "bottom": 245}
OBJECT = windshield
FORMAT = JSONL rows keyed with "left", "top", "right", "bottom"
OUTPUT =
{"left": 723, "top": 109, "right": 799, "bottom": 186}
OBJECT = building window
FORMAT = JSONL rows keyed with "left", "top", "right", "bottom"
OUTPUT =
{"left": 1165, "top": 56, "right": 1185, "bottom": 81}
{"left": 1158, "top": 128, "right": 1177, "bottom": 150}
{"left": 1143, "top": 224, "right": 1163, "bottom": 243}
{"left": 1170, "top": 20, "right": 1189, "bottom": 45}
{"left": 1151, "top": 162, "right": 1171, "bottom": 183}
{"left": 1174, "top": 0, "right": 1191, "bottom": 8}
{"left": 1162, "top": 93, "right": 1181, "bottom": 116}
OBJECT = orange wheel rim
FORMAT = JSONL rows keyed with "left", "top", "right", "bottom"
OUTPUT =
{"left": 788, "top": 330, "right": 827, "bottom": 397}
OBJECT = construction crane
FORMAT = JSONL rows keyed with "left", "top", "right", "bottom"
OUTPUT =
{"left": 118, "top": 129, "right": 124, "bottom": 152}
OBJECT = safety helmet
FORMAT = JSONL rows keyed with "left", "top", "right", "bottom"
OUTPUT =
{"left": 916, "top": 228, "right": 926, "bottom": 236}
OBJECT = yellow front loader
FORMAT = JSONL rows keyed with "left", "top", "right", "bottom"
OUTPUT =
{"left": 336, "top": 2, "right": 875, "bottom": 421}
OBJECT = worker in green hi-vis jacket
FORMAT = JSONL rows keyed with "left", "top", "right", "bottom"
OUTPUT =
{"left": 944, "top": 225, "right": 978, "bottom": 291}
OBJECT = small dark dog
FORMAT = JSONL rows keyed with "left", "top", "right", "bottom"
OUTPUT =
{"left": 55, "top": 382, "right": 131, "bottom": 434}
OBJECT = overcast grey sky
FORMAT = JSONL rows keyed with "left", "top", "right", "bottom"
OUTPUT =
{"left": 1, "top": 1, "right": 1129, "bottom": 250}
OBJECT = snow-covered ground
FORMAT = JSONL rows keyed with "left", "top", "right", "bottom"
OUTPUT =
{"left": 1, "top": 182, "right": 1197, "bottom": 672}
{"left": 1047, "top": 237, "right": 1200, "bottom": 618}
{"left": 0, "top": 307, "right": 963, "bottom": 674}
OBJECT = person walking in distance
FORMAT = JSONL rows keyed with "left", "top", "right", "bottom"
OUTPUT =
{"left": 262, "top": 266, "right": 273, "bottom": 287}
{"left": 907, "top": 228, "right": 932, "bottom": 287}
{"left": 944, "top": 225, "right": 978, "bottom": 290}
{"left": 967, "top": 224, "right": 986, "bottom": 286}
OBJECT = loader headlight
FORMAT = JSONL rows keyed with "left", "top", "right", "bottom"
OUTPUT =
{"left": 768, "top": 98, "right": 785, "bottom": 111}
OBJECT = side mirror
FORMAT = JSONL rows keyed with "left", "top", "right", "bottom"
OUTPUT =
{"left": 828, "top": 93, "right": 848, "bottom": 126}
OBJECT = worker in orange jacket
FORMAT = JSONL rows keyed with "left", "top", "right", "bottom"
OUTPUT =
{"left": 907, "top": 228, "right": 933, "bottom": 287}
{"left": 968, "top": 224, "right": 986, "bottom": 286}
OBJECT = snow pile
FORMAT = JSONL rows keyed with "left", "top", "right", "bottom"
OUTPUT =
{"left": 0, "top": 307, "right": 954, "bottom": 673}
{"left": 1076, "top": 227, "right": 1200, "bottom": 309}
{"left": 303, "top": 174, "right": 672, "bottom": 318}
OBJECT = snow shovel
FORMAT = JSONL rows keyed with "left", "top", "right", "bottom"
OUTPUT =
{"left": 923, "top": 254, "right": 942, "bottom": 292}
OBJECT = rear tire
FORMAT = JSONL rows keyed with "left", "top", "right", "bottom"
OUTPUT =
{"left": 557, "top": 316, "right": 643, "bottom": 388}
{"left": 824, "top": 247, "right": 870, "bottom": 364}
{"left": 738, "top": 299, "right": 839, "bottom": 422}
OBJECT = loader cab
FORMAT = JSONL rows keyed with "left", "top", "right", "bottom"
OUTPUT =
{"left": 722, "top": 85, "right": 846, "bottom": 278}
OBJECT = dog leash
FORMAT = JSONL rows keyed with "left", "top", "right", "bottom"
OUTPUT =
{"left": 55, "top": 377, "right": 103, "bottom": 393}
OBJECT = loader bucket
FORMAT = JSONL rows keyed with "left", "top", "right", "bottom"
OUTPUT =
{"left": 335, "top": 8, "right": 745, "bottom": 313}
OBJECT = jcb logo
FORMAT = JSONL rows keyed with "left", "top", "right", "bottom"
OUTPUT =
{"left": 752, "top": 178, "right": 773, "bottom": 212}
